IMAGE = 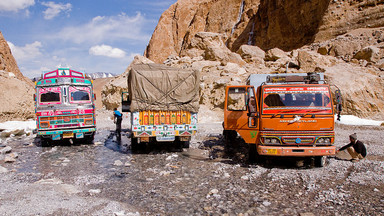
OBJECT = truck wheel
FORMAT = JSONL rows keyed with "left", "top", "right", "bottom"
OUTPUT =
{"left": 249, "top": 144, "right": 257, "bottom": 163}
{"left": 85, "top": 133, "right": 95, "bottom": 144}
{"left": 40, "top": 138, "right": 50, "bottom": 147}
{"left": 315, "top": 156, "right": 327, "bottom": 167}
{"left": 224, "top": 130, "right": 237, "bottom": 149}
{"left": 182, "top": 141, "right": 190, "bottom": 149}
{"left": 131, "top": 137, "right": 138, "bottom": 152}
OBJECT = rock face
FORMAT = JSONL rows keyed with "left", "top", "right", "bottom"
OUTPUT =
{"left": 0, "top": 31, "right": 34, "bottom": 122}
{"left": 145, "top": 0, "right": 384, "bottom": 64}
{"left": 161, "top": 28, "right": 384, "bottom": 119}
{"left": 103, "top": 1, "right": 384, "bottom": 119}
{"left": 0, "top": 32, "right": 30, "bottom": 83}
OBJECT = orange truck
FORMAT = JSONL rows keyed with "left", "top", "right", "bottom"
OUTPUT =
{"left": 223, "top": 72, "right": 342, "bottom": 166}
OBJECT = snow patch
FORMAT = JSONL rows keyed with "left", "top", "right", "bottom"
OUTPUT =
{"left": 0, "top": 120, "right": 36, "bottom": 133}
{"left": 336, "top": 115, "right": 383, "bottom": 126}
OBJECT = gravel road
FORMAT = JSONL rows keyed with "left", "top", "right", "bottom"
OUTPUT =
{"left": 0, "top": 115, "right": 383, "bottom": 216}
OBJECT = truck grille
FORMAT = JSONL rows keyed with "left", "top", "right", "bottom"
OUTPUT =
{"left": 282, "top": 137, "right": 315, "bottom": 145}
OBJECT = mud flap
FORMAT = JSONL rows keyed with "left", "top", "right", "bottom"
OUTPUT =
{"left": 52, "top": 134, "right": 61, "bottom": 141}
{"left": 76, "top": 133, "right": 84, "bottom": 139}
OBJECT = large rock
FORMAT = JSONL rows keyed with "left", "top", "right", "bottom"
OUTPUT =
{"left": 325, "top": 63, "right": 384, "bottom": 119}
{"left": 181, "top": 32, "right": 245, "bottom": 65}
{"left": 236, "top": 45, "right": 265, "bottom": 63}
{"left": 265, "top": 48, "right": 289, "bottom": 62}
{"left": 353, "top": 46, "right": 382, "bottom": 62}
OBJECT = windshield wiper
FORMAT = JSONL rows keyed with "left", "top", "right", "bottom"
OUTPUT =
{"left": 272, "top": 109, "right": 302, "bottom": 118}
{"left": 300, "top": 109, "right": 328, "bottom": 117}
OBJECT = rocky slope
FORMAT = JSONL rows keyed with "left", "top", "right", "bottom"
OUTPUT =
{"left": 104, "top": 27, "right": 384, "bottom": 119}
{"left": 145, "top": 0, "right": 384, "bottom": 63}
{"left": 0, "top": 32, "right": 34, "bottom": 122}
{"left": 102, "top": 1, "right": 384, "bottom": 119}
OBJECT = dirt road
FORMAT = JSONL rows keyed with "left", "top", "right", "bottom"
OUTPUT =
{"left": 0, "top": 116, "right": 383, "bottom": 215}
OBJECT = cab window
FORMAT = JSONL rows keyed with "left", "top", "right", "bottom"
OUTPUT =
{"left": 41, "top": 92, "right": 60, "bottom": 103}
{"left": 69, "top": 86, "right": 91, "bottom": 103}
{"left": 227, "top": 88, "right": 247, "bottom": 111}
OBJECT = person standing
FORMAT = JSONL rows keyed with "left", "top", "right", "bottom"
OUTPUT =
{"left": 337, "top": 133, "right": 367, "bottom": 162}
{"left": 113, "top": 108, "right": 123, "bottom": 139}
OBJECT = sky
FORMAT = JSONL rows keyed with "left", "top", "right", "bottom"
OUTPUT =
{"left": 0, "top": 0, "right": 176, "bottom": 78}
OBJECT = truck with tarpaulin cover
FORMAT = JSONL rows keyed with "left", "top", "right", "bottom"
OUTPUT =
{"left": 223, "top": 72, "right": 342, "bottom": 167}
{"left": 34, "top": 68, "right": 96, "bottom": 145}
{"left": 121, "top": 64, "right": 199, "bottom": 150}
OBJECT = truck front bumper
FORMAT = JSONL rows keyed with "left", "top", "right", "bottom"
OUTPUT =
{"left": 37, "top": 127, "right": 96, "bottom": 140}
{"left": 257, "top": 145, "right": 336, "bottom": 157}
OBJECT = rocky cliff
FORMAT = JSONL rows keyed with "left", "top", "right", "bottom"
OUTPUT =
{"left": 0, "top": 32, "right": 34, "bottom": 122}
{"left": 145, "top": 0, "right": 384, "bottom": 63}
{"left": 138, "top": 0, "right": 384, "bottom": 119}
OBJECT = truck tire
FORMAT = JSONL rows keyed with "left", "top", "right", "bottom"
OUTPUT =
{"left": 182, "top": 141, "right": 190, "bottom": 149}
{"left": 131, "top": 137, "right": 138, "bottom": 152}
{"left": 40, "top": 137, "right": 50, "bottom": 147}
{"left": 85, "top": 133, "right": 95, "bottom": 144}
{"left": 315, "top": 156, "right": 327, "bottom": 167}
{"left": 224, "top": 130, "right": 237, "bottom": 149}
{"left": 249, "top": 144, "right": 257, "bottom": 163}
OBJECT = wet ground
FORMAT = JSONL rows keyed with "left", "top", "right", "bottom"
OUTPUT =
{"left": 0, "top": 122, "right": 384, "bottom": 215}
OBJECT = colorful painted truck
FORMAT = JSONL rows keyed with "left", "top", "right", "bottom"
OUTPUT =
{"left": 223, "top": 73, "right": 342, "bottom": 167}
{"left": 34, "top": 68, "right": 96, "bottom": 145}
{"left": 121, "top": 64, "right": 199, "bottom": 150}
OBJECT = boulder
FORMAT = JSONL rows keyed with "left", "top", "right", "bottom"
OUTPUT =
{"left": 317, "top": 46, "right": 328, "bottom": 55}
{"left": 0, "top": 146, "right": 12, "bottom": 154}
{"left": 265, "top": 48, "right": 289, "bottom": 61}
{"left": 353, "top": 46, "right": 381, "bottom": 62}
{"left": 236, "top": 45, "right": 265, "bottom": 63}
{"left": 182, "top": 32, "right": 245, "bottom": 66}
{"left": 297, "top": 50, "right": 317, "bottom": 71}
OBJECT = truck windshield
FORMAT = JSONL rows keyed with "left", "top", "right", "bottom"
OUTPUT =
{"left": 262, "top": 86, "right": 332, "bottom": 114}
{"left": 69, "top": 86, "right": 91, "bottom": 103}
{"left": 39, "top": 87, "right": 61, "bottom": 105}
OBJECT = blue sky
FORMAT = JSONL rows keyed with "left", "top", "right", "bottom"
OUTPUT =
{"left": 0, "top": 0, "right": 176, "bottom": 78}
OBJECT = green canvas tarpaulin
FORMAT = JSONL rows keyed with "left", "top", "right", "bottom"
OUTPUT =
{"left": 128, "top": 64, "right": 200, "bottom": 112}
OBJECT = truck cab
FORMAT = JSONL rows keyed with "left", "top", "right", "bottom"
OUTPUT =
{"left": 34, "top": 68, "right": 96, "bottom": 145}
{"left": 224, "top": 73, "right": 340, "bottom": 167}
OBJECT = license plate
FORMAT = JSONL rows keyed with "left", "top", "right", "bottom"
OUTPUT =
{"left": 63, "top": 132, "right": 74, "bottom": 138}
{"left": 266, "top": 149, "right": 277, "bottom": 155}
{"left": 156, "top": 135, "right": 175, "bottom": 142}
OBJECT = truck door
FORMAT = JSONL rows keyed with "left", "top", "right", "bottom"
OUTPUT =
{"left": 224, "top": 86, "right": 259, "bottom": 144}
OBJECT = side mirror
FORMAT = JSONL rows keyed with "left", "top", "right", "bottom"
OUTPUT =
{"left": 94, "top": 94, "right": 96, "bottom": 100}
{"left": 247, "top": 97, "right": 258, "bottom": 117}
{"left": 122, "top": 92, "right": 131, "bottom": 112}
{"left": 335, "top": 89, "right": 342, "bottom": 121}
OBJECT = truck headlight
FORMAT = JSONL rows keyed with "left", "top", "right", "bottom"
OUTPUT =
{"left": 263, "top": 137, "right": 280, "bottom": 145}
{"left": 40, "top": 122, "right": 49, "bottom": 128}
{"left": 317, "top": 137, "right": 331, "bottom": 145}
{"left": 85, "top": 119, "right": 93, "bottom": 125}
